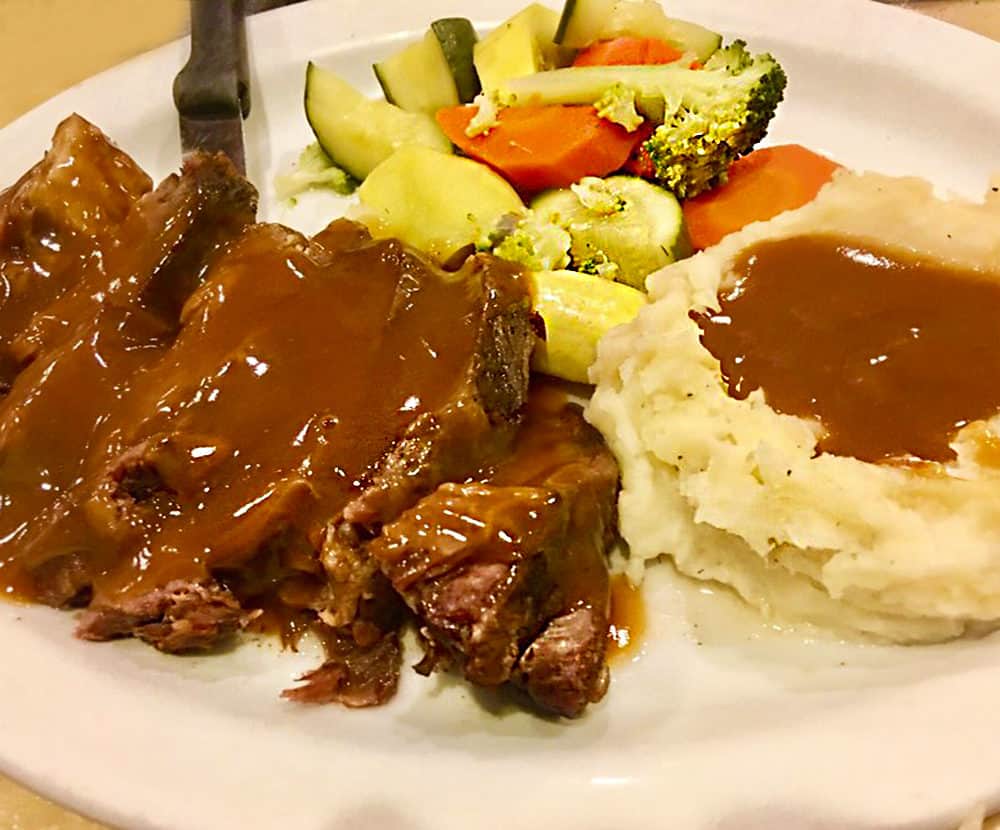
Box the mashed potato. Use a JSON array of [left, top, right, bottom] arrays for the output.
[[587, 171, 1000, 643]]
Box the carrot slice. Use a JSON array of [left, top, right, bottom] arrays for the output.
[[682, 145, 842, 250], [436, 104, 645, 194], [573, 37, 684, 67]]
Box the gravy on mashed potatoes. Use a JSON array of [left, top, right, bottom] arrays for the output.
[[694, 234, 1000, 463], [587, 171, 1000, 643]]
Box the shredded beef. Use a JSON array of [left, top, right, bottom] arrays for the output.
[[77, 580, 246, 653]]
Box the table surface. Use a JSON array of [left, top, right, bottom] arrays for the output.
[[2, 1, 1000, 827]]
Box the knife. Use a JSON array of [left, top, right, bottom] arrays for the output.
[[173, 0, 250, 174]]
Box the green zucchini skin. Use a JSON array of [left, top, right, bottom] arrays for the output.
[[554, 0, 615, 48], [431, 18, 482, 104], [304, 62, 451, 181], [554, 0, 721, 61], [371, 31, 458, 114], [554, 0, 576, 44], [372, 18, 481, 113], [372, 63, 398, 106]]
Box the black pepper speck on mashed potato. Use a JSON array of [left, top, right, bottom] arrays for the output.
[[587, 170, 1000, 643]]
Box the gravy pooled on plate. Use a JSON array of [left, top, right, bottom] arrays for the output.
[[696, 234, 1000, 462]]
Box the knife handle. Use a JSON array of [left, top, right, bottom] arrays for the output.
[[173, 0, 250, 119]]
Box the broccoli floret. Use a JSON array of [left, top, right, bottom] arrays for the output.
[[490, 212, 572, 271], [594, 84, 645, 133], [465, 90, 506, 138], [274, 143, 356, 200], [637, 41, 787, 199], [575, 251, 621, 281], [570, 177, 630, 216]]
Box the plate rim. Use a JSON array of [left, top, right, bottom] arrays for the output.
[[3, 2, 1000, 829]]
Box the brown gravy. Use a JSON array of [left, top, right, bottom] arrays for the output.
[[0, 220, 509, 608], [485, 382, 612, 615], [695, 234, 1000, 463], [607, 573, 644, 659], [373, 380, 613, 618], [0, 118, 152, 372]]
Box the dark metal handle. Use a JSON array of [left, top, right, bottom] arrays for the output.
[[173, 0, 250, 119]]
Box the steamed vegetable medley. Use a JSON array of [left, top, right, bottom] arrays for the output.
[[289, 0, 809, 382]]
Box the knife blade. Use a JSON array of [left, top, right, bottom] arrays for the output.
[[173, 0, 250, 174], [177, 114, 247, 174]]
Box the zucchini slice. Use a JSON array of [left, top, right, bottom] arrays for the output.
[[374, 19, 480, 113], [530, 269, 646, 383], [555, 0, 721, 62], [555, 0, 616, 48], [532, 176, 689, 289], [667, 18, 723, 62], [501, 64, 668, 119], [432, 19, 481, 103], [304, 63, 451, 181], [357, 145, 524, 263], [474, 4, 567, 90]]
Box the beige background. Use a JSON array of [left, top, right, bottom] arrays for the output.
[[1, 0, 1000, 827]]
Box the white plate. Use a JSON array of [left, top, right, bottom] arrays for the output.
[[3, 1, 1000, 828]]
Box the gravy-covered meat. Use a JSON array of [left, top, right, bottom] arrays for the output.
[[0, 117, 619, 718], [371, 384, 619, 717], [0, 148, 257, 611], [0, 115, 151, 391]]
